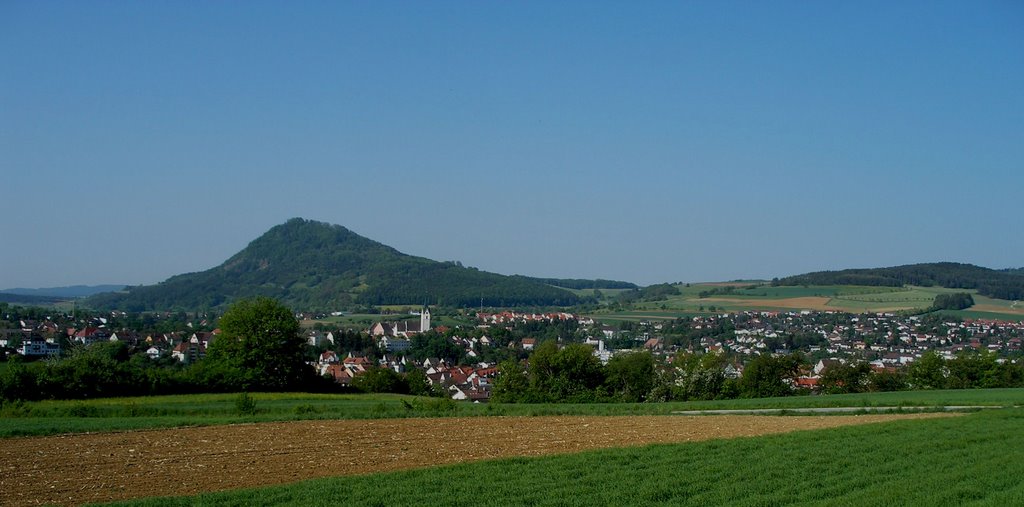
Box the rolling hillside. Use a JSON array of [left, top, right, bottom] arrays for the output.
[[775, 262, 1024, 300], [86, 218, 584, 311]]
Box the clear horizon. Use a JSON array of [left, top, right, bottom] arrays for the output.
[[3, 2, 1022, 288]]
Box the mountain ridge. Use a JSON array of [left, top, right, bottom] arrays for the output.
[[85, 218, 592, 311]]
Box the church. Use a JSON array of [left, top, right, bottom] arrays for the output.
[[369, 307, 431, 339]]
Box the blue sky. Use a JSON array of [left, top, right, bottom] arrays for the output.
[[2, 1, 1022, 288]]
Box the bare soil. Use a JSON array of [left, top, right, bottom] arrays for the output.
[[0, 413, 953, 506]]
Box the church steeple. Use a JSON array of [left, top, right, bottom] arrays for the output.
[[420, 306, 431, 332]]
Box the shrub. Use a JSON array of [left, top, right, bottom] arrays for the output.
[[235, 392, 258, 415]]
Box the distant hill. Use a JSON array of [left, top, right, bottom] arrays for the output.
[[86, 218, 583, 311], [0, 293, 68, 305], [0, 285, 126, 298], [515, 277, 638, 290], [776, 262, 1024, 300]]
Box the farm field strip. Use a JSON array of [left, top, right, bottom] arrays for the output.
[[104, 408, 1024, 507], [6, 389, 1024, 438], [697, 296, 836, 311], [670, 405, 1002, 415], [0, 413, 953, 507], [592, 283, 1024, 320]]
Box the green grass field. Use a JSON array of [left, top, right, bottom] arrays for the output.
[[4, 389, 1023, 438], [108, 407, 1024, 506]]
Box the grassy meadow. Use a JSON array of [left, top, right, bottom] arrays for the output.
[[108, 406, 1024, 506], [4, 389, 1023, 438]]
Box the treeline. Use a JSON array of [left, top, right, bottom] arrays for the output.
[[492, 343, 1024, 404], [615, 283, 681, 304], [515, 277, 638, 290], [0, 293, 68, 305], [492, 342, 654, 403], [932, 292, 975, 311], [0, 342, 286, 401], [491, 342, 814, 403], [821, 351, 1024, 393], [775, 262, 1024, 300]]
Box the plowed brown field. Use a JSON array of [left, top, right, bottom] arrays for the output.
[[0, 413, 954, 506]]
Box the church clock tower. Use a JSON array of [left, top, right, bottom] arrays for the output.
[[420, 306, 431, 332]]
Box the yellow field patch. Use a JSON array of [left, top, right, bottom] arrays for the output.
[[700, 296, 837, 311]]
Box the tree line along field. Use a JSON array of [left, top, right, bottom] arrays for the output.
[[103, 406, 1024, 506], [2, 389, 1023, 438], [597, 283, 1024, 321]]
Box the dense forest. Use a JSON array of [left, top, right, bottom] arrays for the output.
[[613, 283, 681, 304], [932, 293, 975, 311], [513, 277, 638, 290], [86, 219, 584, 312], [776, 263, 1024, 300]]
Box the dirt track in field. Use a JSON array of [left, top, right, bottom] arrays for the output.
[[0, 413, 954, 506]]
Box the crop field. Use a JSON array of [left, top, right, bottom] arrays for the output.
[[0, 412, 955, 506], [3, 389, 1023, 438], [107, 407, 1023, 507], [597, 283, 1024, 321], [1, 390, 1021, 505], [959, 295, 1024, 319]]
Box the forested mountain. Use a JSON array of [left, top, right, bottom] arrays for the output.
[[776, 263, 1024, 300], [514, 277, 638, 290], [86, 218, 582, 311]]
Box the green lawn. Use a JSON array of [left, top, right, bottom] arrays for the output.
[[107, 407, 1024, 506], [4, 389, 1023, 438]]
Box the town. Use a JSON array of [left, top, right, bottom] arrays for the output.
[[3, 301, 1022, 402]]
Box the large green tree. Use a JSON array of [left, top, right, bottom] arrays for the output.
[[819, 361, 873, 394], [202, 297, 312, 391], [907, 351, 947, 390], [604, 351, 655, 402], [547, 343, 605, 402], [673, 352, 729, 401], [491, 359, 530, 403], [738, 353, 803, 398]]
